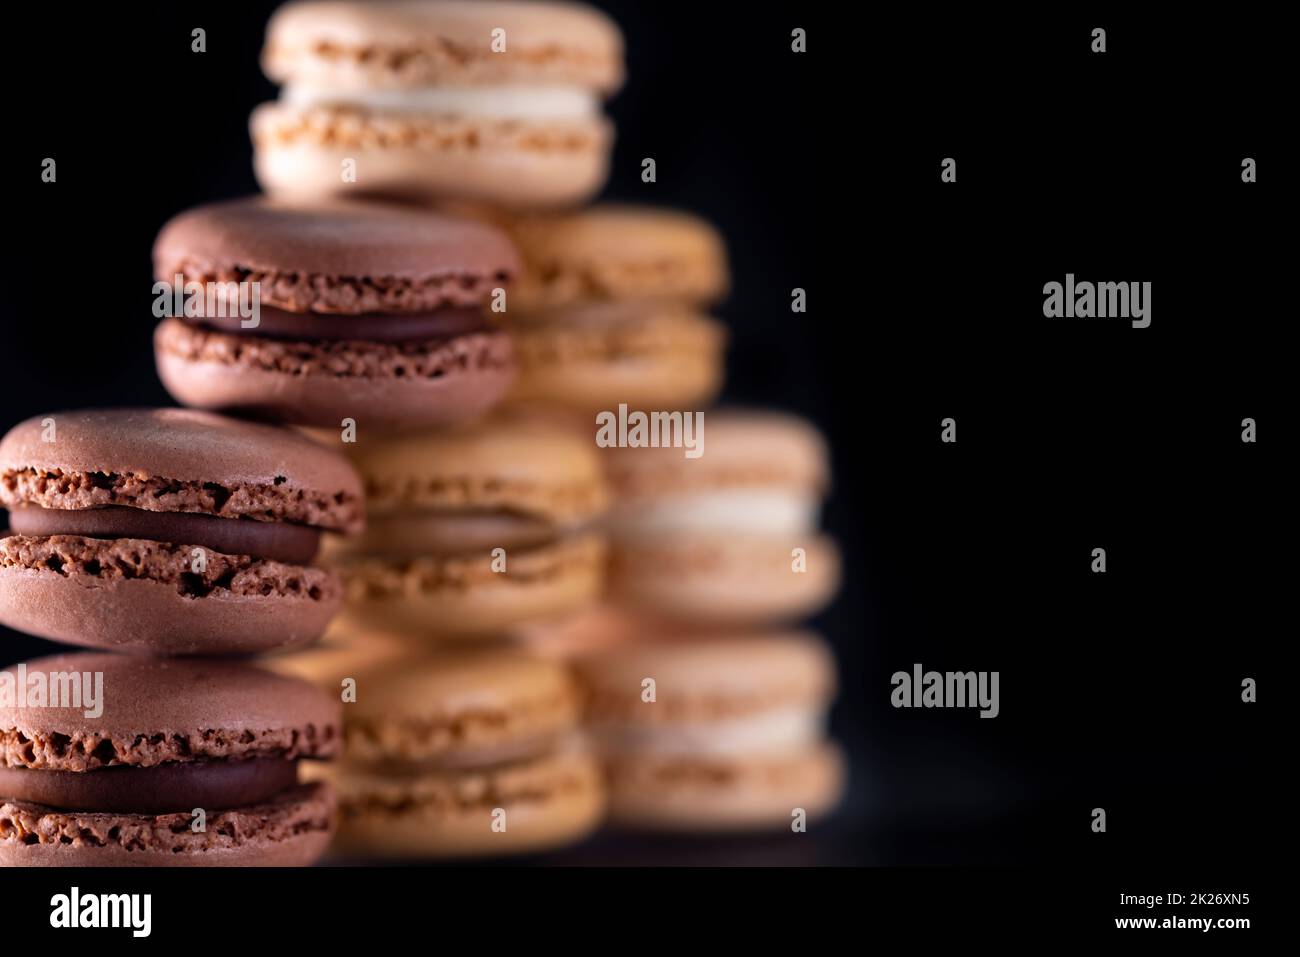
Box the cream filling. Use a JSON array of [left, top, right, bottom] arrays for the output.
[[592, 707, 825, 758], [608, 490, 820, 538], [282, 84, 601, 120]]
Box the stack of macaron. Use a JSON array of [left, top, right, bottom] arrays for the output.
[[0, 409, 358, 865], [269, 406, 615, 859], [231, 0, 638, 859], [573, 411, 846, 832], [240, 0, 846, 842], [4, 0, 846, 865]]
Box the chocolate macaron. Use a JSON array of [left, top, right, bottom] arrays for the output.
[[0, 653, 340, 866], [153, 197, 519, 429], [575, 632, 844, 831], [327, 411, 608, 637], [254, 0, 623, 208], [496, 204, 730, 413], [276, 645, 604, 858], [0, 408, 362, 655], [603, 409, 841, 625]]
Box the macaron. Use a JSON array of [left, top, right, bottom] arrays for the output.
[[325, 410, 608, 637], [493, 205, 730, 413], [283, 646, 604, 858], [0, 652, 340, 866], [575, 632, 844, 831], [152, 197, 519, 429], [602, 409, 841, 625], [254, 0, 623, 208], [0, 408, 362, 655]]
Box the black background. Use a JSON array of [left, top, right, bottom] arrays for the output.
[[1, 0, 1283, 887]]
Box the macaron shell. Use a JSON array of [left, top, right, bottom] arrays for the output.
[[334, 531, 607, 637], [341, 411, 608, 523], [603, 742, 845, 832], [500, 204, 729, 311], [334, 650, 580, 766], [0, 782, 335, 866], [253, 106, 612, 210], [608, 533, 841, 625], [602, 408, 830, 504], [575, 632, 837, 723], [506, 309, 726, 412], [319, 750, 604, 858], [0, 407, 363, 531], [155, 318, 515, 430], [263, 0, 624, 92], [0, 653, 341, 769], [343, 648, 574, 722], [153, 196, 519, 296], [0, 559, 342, 657]]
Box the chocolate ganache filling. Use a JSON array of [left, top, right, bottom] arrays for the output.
[[0, 758, 299, 814], [190, 305, 491, 343], [348, 510, 558, 560], [8, 505, 320, 565]]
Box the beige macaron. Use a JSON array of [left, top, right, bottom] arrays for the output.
[[285, 646, 605, 858], [574, 632, 844, 831], [324, 410, 608, 638], [253, 1, 623, 208], [602, 409, 841, 625], [487, 204, 730, 414]]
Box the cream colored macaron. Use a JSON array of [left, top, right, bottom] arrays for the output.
[[574, 632, 844, 831], [253, 1, 623, 208], [602, 409, 841, 625]]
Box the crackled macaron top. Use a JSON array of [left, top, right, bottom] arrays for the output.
[[152, 197, 519, 429], [0, 408, 363, 655], [255, 1, 624, 208], [328, 411, 609, 636], [0, 653, 340, 866]]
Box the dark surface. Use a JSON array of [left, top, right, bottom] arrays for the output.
[[3, 4, 1282, 869]]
